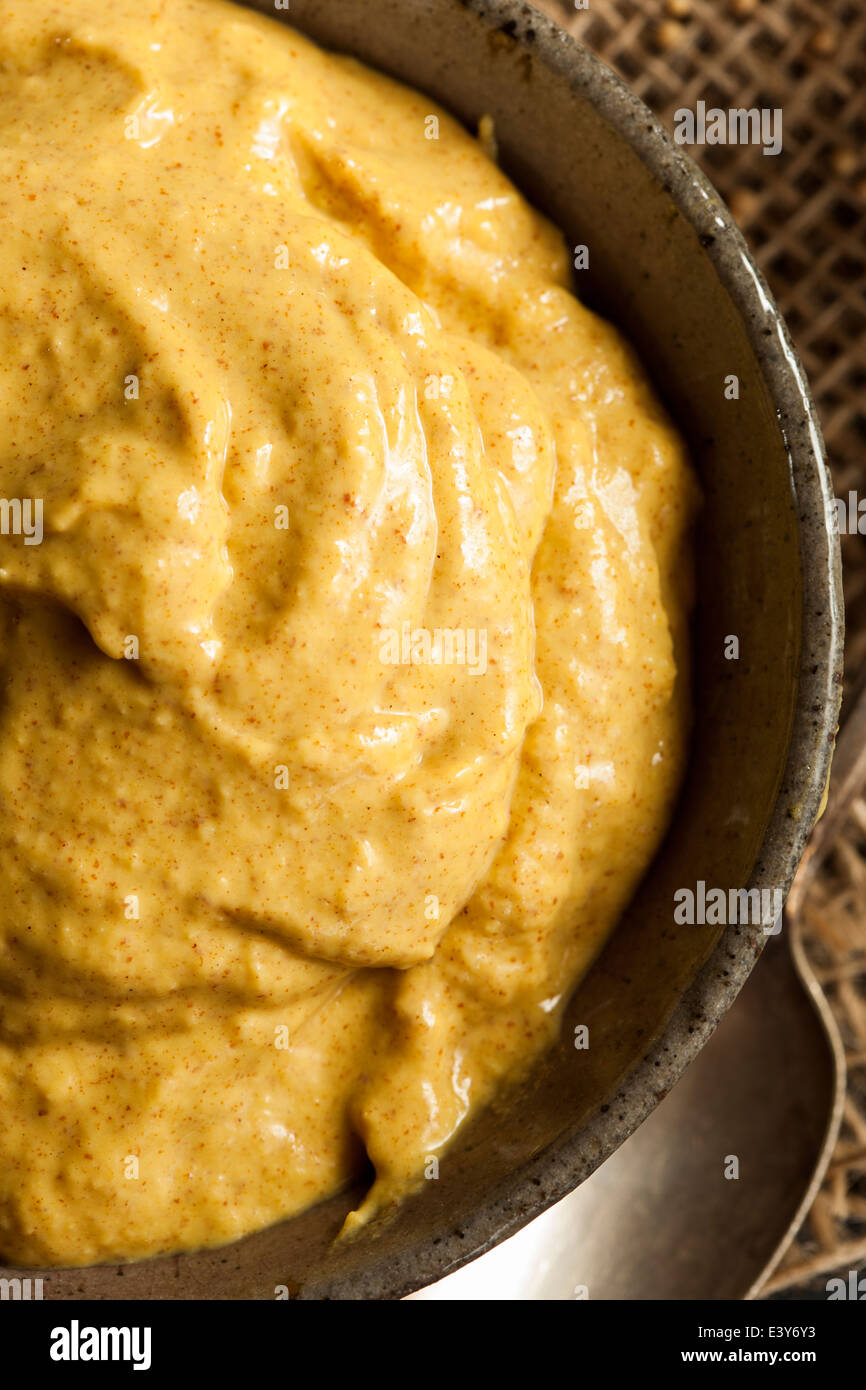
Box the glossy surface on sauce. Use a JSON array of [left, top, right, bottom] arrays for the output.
[[0, 0, 694, 1265]]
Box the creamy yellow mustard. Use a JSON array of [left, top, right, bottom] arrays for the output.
[[0, 0, 695, 1267]]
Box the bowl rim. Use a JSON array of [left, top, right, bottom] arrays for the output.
[[297, 0, 844, 1298], [4, 0, 841, 1301]]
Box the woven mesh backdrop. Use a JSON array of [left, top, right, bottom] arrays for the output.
[[531, 0, 866, 1295]]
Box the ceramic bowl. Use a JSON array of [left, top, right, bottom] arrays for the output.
[[31, 0, 843, 1299]]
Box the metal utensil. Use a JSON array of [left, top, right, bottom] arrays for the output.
[[413, 681, 861, 1301]]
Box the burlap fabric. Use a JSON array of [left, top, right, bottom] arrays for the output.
[[531, 0, 866, 1295]]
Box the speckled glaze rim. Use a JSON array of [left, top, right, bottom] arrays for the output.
[[313, 0, 843, 1300], [6, 0, 838, 1303]]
